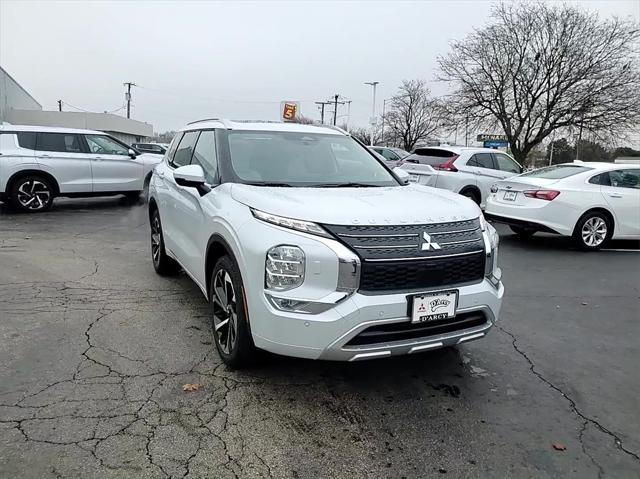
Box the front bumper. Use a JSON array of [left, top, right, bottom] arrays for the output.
[[251, 278, 504, 361]]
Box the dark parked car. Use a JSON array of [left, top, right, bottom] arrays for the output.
[[132, 143, 167, 155]]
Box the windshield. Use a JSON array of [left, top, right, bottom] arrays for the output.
[[520, 164, 592, 179], [226, 131, 399, 187]]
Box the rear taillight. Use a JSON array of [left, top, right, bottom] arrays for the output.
[[523, 190, 560, 201], [433, 155, 459, 172]]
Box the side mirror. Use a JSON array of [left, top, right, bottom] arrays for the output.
[[393, 167, 410, 184], [128, 148, 137, 159], [173, 165, 211, 196]]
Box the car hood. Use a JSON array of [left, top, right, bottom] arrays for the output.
[[230, 184, 480, 226]]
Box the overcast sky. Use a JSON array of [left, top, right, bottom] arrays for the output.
[[1, 0, 638, 133]]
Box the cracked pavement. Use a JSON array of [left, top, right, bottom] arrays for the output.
[[1, 197, 639, 478]]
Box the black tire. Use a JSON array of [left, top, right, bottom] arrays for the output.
[[572, 211, 612, 251], [150, 208, 180, 275], [509, 225, 536, 239], [210, 255, 256, 368], [9, 175, 55, 213], [460, 188, 481, 205]]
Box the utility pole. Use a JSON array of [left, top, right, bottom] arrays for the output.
[[124, 82, 136, 119], [381, 99, 388, 145], [364, 81, 379, 145], [315, 101, 330, 124], [345, 100, 352, 132], [57, 100, 62, 112], [575, 121, 584, 161], [465, 115, 469, 147], [333, 94, 339, 126]]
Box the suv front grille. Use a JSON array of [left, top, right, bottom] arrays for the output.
[[323, 219, 486, 293]]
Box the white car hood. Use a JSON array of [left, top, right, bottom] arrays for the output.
[[231, 184, 480, 226]]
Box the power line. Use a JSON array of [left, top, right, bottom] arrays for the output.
[[59, 100, 125, 115]]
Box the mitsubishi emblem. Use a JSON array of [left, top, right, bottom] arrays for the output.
[[421, 232, 441, 251]]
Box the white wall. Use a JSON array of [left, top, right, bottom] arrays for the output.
[[4, 109, 153, 142], [0, 67, 42, 122]]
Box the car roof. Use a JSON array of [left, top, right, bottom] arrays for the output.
[[179, 119, 347, 135], [0, 124, 104, 135], [411, 146, 507, 155]]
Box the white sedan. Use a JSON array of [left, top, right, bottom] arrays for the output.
[[486, 162, 640, 250]]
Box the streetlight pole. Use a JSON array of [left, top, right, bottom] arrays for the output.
[[381, 99, 388, 145], [365, 81, 379, 145]]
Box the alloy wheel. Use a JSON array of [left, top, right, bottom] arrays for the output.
[[581, 217, 607, 247], [151, 215, 162, 265], [212, 269, 238, 355], [17, 180, 50, 210]]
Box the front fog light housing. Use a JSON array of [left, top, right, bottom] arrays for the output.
[[265, 245, 305, 291]]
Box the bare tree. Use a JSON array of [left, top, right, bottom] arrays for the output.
[[290, 115, 315, 124], [383, 80, 441, 152], [437, 2, 640, 164], [349, 125, 384, 146]]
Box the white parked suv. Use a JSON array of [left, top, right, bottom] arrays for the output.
[[400, 147, 523, 208], [0, 125, 163, 212], [148, 119, 503, 367]]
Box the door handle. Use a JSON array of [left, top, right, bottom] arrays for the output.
[[40, 154, 51, 158], [93, 157, 104, 161], [608, 193, 623, 198]]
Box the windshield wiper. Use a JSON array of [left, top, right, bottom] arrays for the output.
[[313, 182, 382, 188], [247, 182, 293, 187]]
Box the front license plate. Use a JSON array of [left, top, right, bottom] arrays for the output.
[[411, 291, 458, 324], [409, 174, 420, 183], [503, 191, 517, 201]]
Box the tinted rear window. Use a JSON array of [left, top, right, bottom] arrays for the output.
[[520, 165, 591, 179], [405, 148, 457, 166]]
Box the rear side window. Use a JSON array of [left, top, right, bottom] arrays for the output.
[[172, 131, 199, 167], [36, 133, 83, 153], [17, 132, 37, 149], [468, 153, 495, 169], [521, 165, 591, 179], [589, 172, 611, 186]]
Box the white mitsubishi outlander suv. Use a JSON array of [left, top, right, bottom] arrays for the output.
[[0, 125, 162, 212], [148, 119, 503, 367]]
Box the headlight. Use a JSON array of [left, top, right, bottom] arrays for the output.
[[479, 214, 500, 284], [252, 209, 331, 238], [265, 245, 305, 291]]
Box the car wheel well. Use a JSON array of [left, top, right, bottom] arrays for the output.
[[7, 170, 60, 195], [459, 185, 481, 204], [574, 208, 615, 236], [148, 197, 158, 219], [205, 236, 237, 299]]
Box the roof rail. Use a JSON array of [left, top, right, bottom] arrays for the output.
[[231, 119, 283, 124], [187, 118, 234, 129]]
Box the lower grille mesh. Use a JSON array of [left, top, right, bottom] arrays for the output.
[[360, 252, 485, 293]]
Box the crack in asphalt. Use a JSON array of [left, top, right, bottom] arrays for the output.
[[496, 324, 640, 466]]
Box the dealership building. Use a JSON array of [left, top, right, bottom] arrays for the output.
[[0, 66, 152, 144]]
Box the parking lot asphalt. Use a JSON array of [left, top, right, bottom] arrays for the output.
[[0, 197, 639, 479]]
